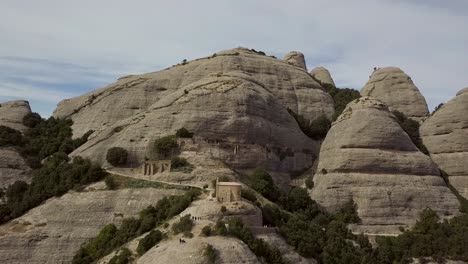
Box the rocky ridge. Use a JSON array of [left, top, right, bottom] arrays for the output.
[[0, 100, 31, 133], [311, 96, 460, 234], [420, 87, 468, 199]]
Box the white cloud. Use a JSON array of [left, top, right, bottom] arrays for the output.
[[0, 0, 467, 115]]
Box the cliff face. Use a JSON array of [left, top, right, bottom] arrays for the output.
[[310, 97, 460, 234], [361, 67, 429, 122], [53, 48, 334, 139], [421, 87, 468, 199]]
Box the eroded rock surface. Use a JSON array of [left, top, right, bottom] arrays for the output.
[[54, 48, 332, 139], [69, 74, 321, 186], [0, 147, 32, 189], [311, 97, 459, 234], [310, 67, 335, 87], [421, 87, 468, 198], [361, 67, 429, 121], [0, 100, 31, 132], [0, 188, 183, 264]]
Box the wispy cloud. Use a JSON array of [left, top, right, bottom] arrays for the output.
[[0, 0, 467, 116]]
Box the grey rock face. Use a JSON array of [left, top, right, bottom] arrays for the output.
[[0, 147, 32, 189], [69, 75, 320, 185], [361, 67, 429, 121], [310, 67, 335, 87], [421, 87, 468, 198], [282, 51, 307, 70], [0, 100, 31, 132], [53, 48, 333, 139], [0, 188, 183, 264], [311, 97, 460, 234]]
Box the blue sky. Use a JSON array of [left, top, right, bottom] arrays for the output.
[[1, 0, 467, 117]]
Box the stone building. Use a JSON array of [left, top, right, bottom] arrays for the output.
[[216, 178, 242, 203], [141, 160, 171, 176]]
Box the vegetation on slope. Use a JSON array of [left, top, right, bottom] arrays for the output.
[[0, 114, 101, 224], [72, 189, 200, 263], [392, 110, 429, 154]]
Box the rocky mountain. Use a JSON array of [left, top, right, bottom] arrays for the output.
[[52, 48, 335, 185], [421, 87, 468, 199], [310, 67, 335, 87], [1, 48, 468, 264], [53, 48, 333, 139], [361, 67, 429, 122], [310, 97, 460, 234]]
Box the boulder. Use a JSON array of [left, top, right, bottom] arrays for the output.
[[53, 48, 332, 138], [282, 51, 307, 70], [361, 67, 429, 122], [420, 87, 468, 198], [310, 67, 335, 87], [0, 100, 31, 133], [310, 97, 460, 234]]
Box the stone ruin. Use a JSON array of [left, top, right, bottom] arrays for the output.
[[141, 160, 171, 176]]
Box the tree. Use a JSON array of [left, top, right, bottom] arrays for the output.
[[305, 177, 314, 189], [106, 147, 128, 166], [172, 214, 193, 234], [105, 176, 117, 190], [175, 127, 193, 138], [247, 168, 280, 201], [0, 126, 23, 146], [22, 112, 42, 128], [136, 230, 163, 255], [153, 136, 178, 158]]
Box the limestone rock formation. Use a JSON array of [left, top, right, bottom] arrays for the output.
[[282, 51, 307, 70], [0, 100, 31, 133], [310, 97, 460, 234], [310, 67, 335, 87], [0, 100, 33, 188], [361, 67, 429, 121], [420, 87, 468, 198], [53, 48, 332, 139], [69, 74, 322, 186], [0, 147, 32, 189], [0, 188, 183, 263]]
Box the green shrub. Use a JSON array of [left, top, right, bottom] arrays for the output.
[[287, 110, 331, 140], [154, 136, 178, 158], [136, 230, 163, 255], [201, 225, 212, 236], [170, 156, 193, 172], [172, 214, 193, 234], [241, 189, 257, 203], [108, 247, 132, 264], [105, 176, 117, 190], [204, 244, 217, 264], [247, 168, 280, 201], [328, 87, 361, 120], [0, 126, 23, 146], [227, 217, 284, 264], [215, 220, 227, 236], [22, 112, 42, 128], [175, 127, 193, 138], [305, 177, 314, 189], [392, 111, 429, 154], [106, 147, 128, 166], [220, 206, 227, 214]]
